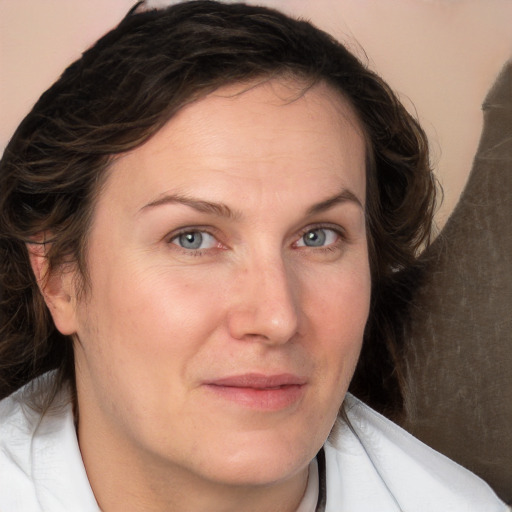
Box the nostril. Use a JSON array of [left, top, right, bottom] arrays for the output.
[[227, 303, 299, 345]]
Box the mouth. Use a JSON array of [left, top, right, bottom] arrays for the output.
[[203, 373, 307, 411]]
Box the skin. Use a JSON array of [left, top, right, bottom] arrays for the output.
[[37, 79, 371, 512]]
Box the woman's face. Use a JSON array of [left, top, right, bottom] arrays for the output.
[[61, 79, 370, 493]]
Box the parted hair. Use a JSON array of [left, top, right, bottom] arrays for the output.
[[0, 0, 436, 418]]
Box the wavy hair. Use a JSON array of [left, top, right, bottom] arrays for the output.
[[0, 1, 436, 418]]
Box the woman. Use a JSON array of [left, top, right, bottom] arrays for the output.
[[0, 1, 507, 511]]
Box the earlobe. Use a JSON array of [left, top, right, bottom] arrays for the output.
[[27, 238, 79, 336]]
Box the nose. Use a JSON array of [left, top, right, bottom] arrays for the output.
[[227, 256, 300, 345]]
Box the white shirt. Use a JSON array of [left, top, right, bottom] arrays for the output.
[[0, 374, 508, 511]]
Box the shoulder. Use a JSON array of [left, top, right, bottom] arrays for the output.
[[0, 376, 50, 510], [0, 373, 99, 512], [322, 394, 509, 512]]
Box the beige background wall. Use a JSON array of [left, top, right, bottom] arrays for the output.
[[1, 0, 512, 226]]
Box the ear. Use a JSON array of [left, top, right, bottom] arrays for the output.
[[27, 238, 79, 336]]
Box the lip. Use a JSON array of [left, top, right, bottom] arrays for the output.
[[203, 373, 307, 411]]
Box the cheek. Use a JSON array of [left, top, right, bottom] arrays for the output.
[[292, 263, 370, 445], [305, 262, 371, 378], [74, 263, 229, 428], [79, 258, 235, 373], [307, 256, 370, 324]]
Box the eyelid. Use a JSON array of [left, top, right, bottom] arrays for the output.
[[294, 224, 347, 246], [166, 225, 220, 241], [166, 226, 226, 252], [170, 230, 216, 250], [163, 223, 347, 256]]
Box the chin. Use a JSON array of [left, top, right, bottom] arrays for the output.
[[194, 430, 319, 487]]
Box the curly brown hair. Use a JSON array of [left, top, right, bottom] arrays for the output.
[[0, 0, 436, 418]]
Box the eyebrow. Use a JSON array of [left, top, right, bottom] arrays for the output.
[[140, 193, 240, 219], [306, 190, 363, 215], [140, 189, 363, 219]]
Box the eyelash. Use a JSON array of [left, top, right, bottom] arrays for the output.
[[294, 224, 346, 253], [166, 224, 347, 256], [167, 226, 223, 257]]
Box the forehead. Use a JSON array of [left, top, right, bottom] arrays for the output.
[[101, 78, 367, 213]]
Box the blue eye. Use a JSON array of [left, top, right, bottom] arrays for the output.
[[297, 228, 338, 247], [171, 231, 217, 250]]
